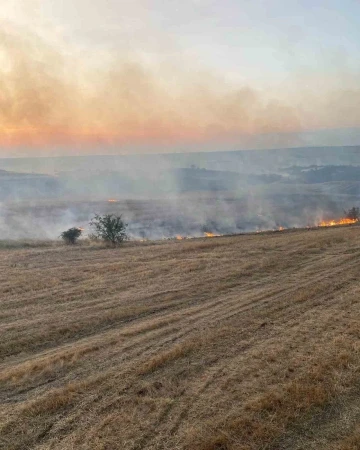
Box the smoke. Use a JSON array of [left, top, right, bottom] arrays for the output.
[[0, 200, 77, 239], [0, 192, 348, 241], [1, 2, 360, 240], [0, 147, 357, 241], [1, 1, 360, 156], [0, 16, 304, 154]]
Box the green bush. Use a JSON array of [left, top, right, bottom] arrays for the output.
[[89, 214, 128, 246], [60, 227, 82, 245]]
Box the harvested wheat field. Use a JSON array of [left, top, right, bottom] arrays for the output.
[[1, 226, 360, 450]]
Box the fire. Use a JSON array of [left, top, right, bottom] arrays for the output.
[[176, 235, 183, 240], [318, 218, 358, 227], [77, 227, 85, 231], [107, 199, 118, 203], [204, 232, 220, 237], [278, 226, 285, 231]]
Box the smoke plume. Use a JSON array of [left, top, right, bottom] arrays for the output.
[[0, 19, 303, 154]]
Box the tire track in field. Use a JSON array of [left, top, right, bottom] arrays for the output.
[[134, 255, 360, 449]]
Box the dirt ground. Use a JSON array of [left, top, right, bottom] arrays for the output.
[[1, 226, 360, 449]]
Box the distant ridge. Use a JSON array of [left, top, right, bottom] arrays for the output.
[[1, 145, 360, 174]]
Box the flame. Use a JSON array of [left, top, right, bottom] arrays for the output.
[[318, 218, 358, 227], [107, 199, 118, 203], [204, 232, 221, 237], [278, 226, 285, 231], [77, 227, 85, 231], [176, 235, 183, 240]]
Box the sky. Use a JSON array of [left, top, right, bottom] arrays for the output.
[[1, 0, 360, 156]]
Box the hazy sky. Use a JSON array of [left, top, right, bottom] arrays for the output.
[[1, 0, 360, 156]]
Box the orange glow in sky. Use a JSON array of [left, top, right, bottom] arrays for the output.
[[1, 0, 360, 155]]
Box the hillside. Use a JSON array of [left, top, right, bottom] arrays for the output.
[[1, 146, 360, 174], [0, 169, 60, 199], [1, 227, 360, 449]]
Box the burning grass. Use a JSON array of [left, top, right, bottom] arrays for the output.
[[1, 226, 360, 449], [318, 217, 358, 227]]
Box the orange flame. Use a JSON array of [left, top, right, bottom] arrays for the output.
[[318, 218, 358, 227], [204, 232, 221, 237], [107, 199, 118, 203], [176, 235, 183, 240]]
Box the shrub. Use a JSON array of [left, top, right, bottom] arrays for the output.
[[60, 227, 82, 245], [89, 214, 128, 246]]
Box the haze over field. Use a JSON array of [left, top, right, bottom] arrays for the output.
[[0, 146, 359, 240], [1, 0, 360, 156]]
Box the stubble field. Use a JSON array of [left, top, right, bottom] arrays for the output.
[[1, 226, 360, 449]]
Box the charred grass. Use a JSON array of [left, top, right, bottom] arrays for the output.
[[1, 226, 360, 449]]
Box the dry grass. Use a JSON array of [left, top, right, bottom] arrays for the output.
[[1, 226, 360, 449]]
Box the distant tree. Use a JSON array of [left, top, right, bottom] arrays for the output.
[[60, 227, 82, 245], [89, 214, 128, 246], [345, 207, 360, 221]]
